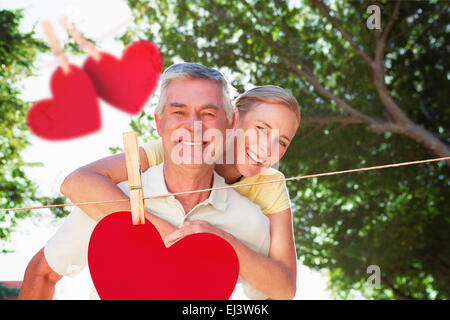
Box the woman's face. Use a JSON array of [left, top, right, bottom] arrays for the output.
[[233, 102, 299, 177]]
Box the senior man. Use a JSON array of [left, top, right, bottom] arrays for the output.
[[19, 63, 290, 300]]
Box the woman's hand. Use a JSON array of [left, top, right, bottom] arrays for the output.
[[60, 147, 150, 221], [163, 220, 227, 247]]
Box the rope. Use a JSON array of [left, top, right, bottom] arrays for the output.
[[1, 156, 448, 213]]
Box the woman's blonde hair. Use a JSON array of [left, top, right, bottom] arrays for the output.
[[234, 85, 301, 125]]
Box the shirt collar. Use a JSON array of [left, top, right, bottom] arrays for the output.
[[142, 163, 228, 212]]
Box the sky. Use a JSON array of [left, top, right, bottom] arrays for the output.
[[0, 0, 339, 299]]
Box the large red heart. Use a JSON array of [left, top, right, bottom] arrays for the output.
[[83, 40, 162, 115], [26, 65, 101, 140], [88, 211, 239, 300]]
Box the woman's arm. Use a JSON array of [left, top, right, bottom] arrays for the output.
[[164, 208, 297, 300], [60, 147, 177, 238], [266, 208, 298, 297]]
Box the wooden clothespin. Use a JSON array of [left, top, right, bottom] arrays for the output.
[[123, 131, 145, 225], [58, 16, 102, 62], [41, 19, 71, 74]]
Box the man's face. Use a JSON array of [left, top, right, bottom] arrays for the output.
[[155, 78, 231, 170]]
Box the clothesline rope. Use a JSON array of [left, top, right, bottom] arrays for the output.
[[1, 156, 448, 213]]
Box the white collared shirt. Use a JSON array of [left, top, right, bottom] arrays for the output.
[[45, 163, 270, 299], [141, 164, 270, 256]]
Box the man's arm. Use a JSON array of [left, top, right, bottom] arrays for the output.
[[60, 147, 177, 238], [18, 248, 62, 300]]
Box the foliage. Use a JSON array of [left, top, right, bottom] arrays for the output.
[[0, 9, 70, 252], [123, 0, 450, 299], [108, 98, 159, 155], [0, 283, 20, 300]]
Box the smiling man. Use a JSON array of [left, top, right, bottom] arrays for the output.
[[155, 74, 230, 210], [19, 63, 282, 300]]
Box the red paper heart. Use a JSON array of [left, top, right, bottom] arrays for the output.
[[88, 211, 239, 300], [26, 65, 101, 140], [83, 40, 162, 115]]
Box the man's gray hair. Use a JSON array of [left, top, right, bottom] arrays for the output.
[[155, 63, 236, 122]]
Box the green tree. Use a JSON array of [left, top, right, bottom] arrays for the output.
[[0, 9, 68, 252], [123, 0, 449, 299], [0, 282, 20, 300]]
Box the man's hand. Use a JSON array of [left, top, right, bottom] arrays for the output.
[[163, 220, 227, 247]]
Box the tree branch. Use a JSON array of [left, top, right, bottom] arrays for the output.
[[380, 276, 416, 300], [299, 117, 364, 138], [381, 0, 402, 46], [309, 0, 374, 68], [375, 1, 401, 65], [308, 0, 409, 127], [370, 2, 417, 124], [300, 123, 325, 139], [301, 115, 365, 126], [369, 121, 450, 165], [281, 57, 377, 126]]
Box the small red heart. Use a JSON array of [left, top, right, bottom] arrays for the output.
[[83, 40, 162, 115], [88, 211, 239, 300], [26, 65, 101, 140]]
